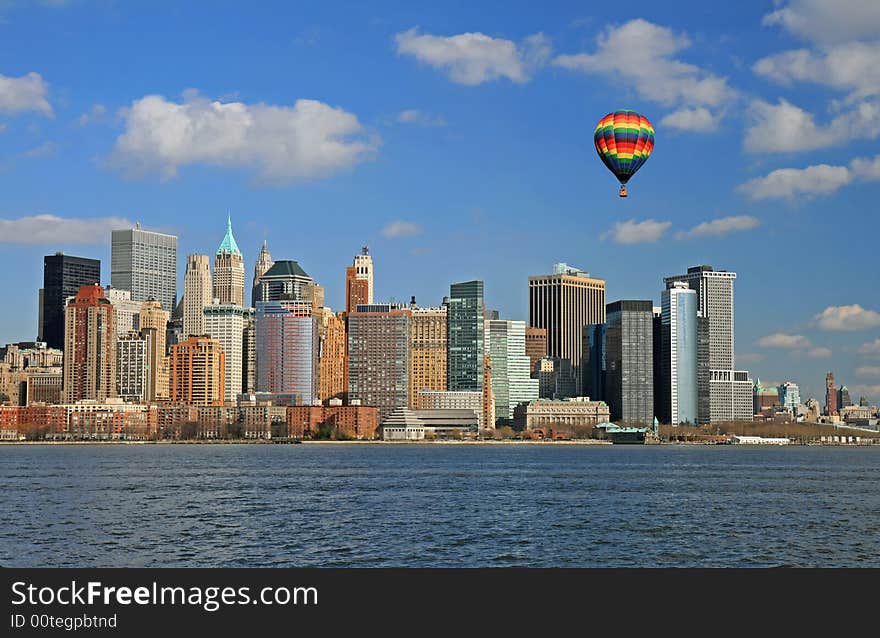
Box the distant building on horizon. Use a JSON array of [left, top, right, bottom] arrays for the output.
[[213, 216, 245, 307], [825, 372, 838, 416], [40, 253, 101, 350], [447, 281, 484, 392], [252, 241, 273, 308], [111, 224, 178, 314]]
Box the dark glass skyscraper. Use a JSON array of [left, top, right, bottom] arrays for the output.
[[41, 253, 101, 349], [604, 300, 654, 424], [447, 280, 484, 391]]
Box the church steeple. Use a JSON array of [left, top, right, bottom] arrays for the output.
[[217, 214, 241, 256]]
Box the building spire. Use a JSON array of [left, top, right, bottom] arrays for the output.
[[217, 214, 241, 256]]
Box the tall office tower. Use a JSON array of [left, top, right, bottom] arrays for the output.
[[242, 313, 256, 394], [254, 300, 319, 403], [347, 304, 410, 422], [138, 299, 169, 399], [111, 224, 178, 313], [408, 304, 447, 408], [696, 313, 710, 424], [105, 288, 141, 336], [169, 336, 225, 406], [487, 319, 540, 421], [253, 260, 315, 303], [778, 382, 801, 413], [317, 308, 346, 403], [482, 354, 495, 430], [183, 254, 212, 338], [447, 280, 484, 391], [582, 324, 606, 401], [345, 266, 370, 314], [38, 288, 44, 340], [660, 282, 698, 425], [40, 253, 101, 349], [302, 281, 325, 313], [213, 216, 245, 307], [62, 285, 116, 403], [353, 247, 374, 304], [204, 303, 252, 403], [166, 299, 184, 353], [525, 327, 548, 375], [825, 372, 838, 416], [252, 241, 274, 308], [838, 385, 852, 410], [117, 331, 151, 402], [537, 357, 578, 400], [528, 263, 606, 385], [708, 369, 754, 422]]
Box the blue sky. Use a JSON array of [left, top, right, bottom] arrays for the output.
[[1, 0, 879, 402]]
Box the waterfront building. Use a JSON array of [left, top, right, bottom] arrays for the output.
[[40, 253, 101, 350], [778, 382, 801, 413], [825, 372, 838, 416], [183, 254, 212, 338], [254, 300, 318, 404], [838, 385, 852, 410], [487, 319, 539, 420], [660, 282, 698, 425], [418, 389, 482, 428], [138, 299, 169, 399], [317, 308, 347, 403], [513, 397, 611, 432], [252, 241, 274, 308], [25, 371, 63, 405], [105, 288, 141, 337], [117, 331, 151, 402], [169, 336, 225, 406], [111, 224, 178, 313], [525, 327, 548, 375], [286, 403, 379, 439], [447, 280, 484, 391], [708, 370, 754, 422], [604, 300, 654, 424], [204, 303, 253, 403], [242, 313, 256, 394], [213, 216, 245, 307], [380, 407, 478, 440], [528, 263, 605, 385], [408, 304, 447, 408], [754, 378, 780, 415], [62, 285, 116, 403], [348, 304, 410, 422], [253, 260, 315, 304]]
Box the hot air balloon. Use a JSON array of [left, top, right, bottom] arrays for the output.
[[594, 110, 655, 197]]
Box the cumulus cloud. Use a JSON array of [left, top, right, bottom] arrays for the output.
[[553, 19, 735, 129], [381, 220, 422, 239], [856, 366, 880, 377], [739, 164, 852, 200], [0, 71, 52, 116], [736, 353, 764, 364], [762, 0, 880, 45], [753, 43, 880, 99], [859, 338, 880, 355], [600, 218, 671, 244], [109, 91, 378, 184], [396, 109, 447, 127], [757, 333, 812, 348], [813, 304, 880, 330], [850, 384, 880, 401], [0, 214, 134, 244], [807, 346, 832, 358], [395, 28, 550, 85], [78, 103, 107, 126], [675, 215, 760, 240]]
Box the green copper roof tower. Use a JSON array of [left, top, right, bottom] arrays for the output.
[[217, 214, 241, 256]]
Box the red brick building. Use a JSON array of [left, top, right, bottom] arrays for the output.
[[286, 404, 378, 439]]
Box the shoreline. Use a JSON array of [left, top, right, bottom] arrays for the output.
[[1, 439, 876, 447]]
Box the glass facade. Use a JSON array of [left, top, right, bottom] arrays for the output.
[[111, 227, 178, 314], [605, 300, 654, 425], [662, 284, 697, 425], [254, 301, 318, 405], [41, 254, 101, 350], [447, 281, 484, 391], [487, 319, 539, 420]]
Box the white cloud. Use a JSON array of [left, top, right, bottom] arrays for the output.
[[553, 19, 735, 128], [675, 215, 760, 240], [600, 218, 671, 244], [807, 346, 832, 358], [849, 384, 880, 401], [736, 353, 764, 364], [757, 333, 812, 348], [110, 91, 378, 184], [381, 220, 422, 239], [660, 107, 718, 132], [0, 214, 134, 244], [753, 43, 880, 99], [396, 109, 447, 127], [744, 98, 880, 153], [0, 71, 51, 116], [0, 123, 6, 133], [850, 154, 880, 179], [395, 28, 550, 85], [813, 304, 880, 331], [856, 366, 880, 377], [859, 338, 880, 355], [22, 141, 58, 158], [739, 164, 852, 200], [762, 0, 880, 45], [78, 103, 107, 126]]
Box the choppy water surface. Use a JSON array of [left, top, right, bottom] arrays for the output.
[[1, 444, 878, 567]]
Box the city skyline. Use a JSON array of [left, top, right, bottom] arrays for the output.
[[1, 1, 879, 403]]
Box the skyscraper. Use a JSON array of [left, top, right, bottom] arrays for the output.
[[213, 216, 245, 307], [347, 304, 410, 422], [582, 324, 606, 401], [528, 263, 605, 384], [169, 336, 225, 406], [253, 260, 314, 303], [524, 327, 548, 375], [183, 254, 212, 338], [40, 253, 101, 350], [408, 304, 447, 408], [317, 308, 347, 403], [117, 331, 151, 402], [604, 300, 654, 424], [825, 373, 838, 415], [138, 299, 169, 399], [62, 285, 116, 403], [204, 302, 252, 403], [447, 280, 484, 391], [778, 382, 801, 413], [352, 246, 374, 304], [111, 224, 178, 313], [252, 241, 273, 308], [838, 385, 852, 410], [660, 282, 697, 425], [254, 300, 319, 404], [487, 319, 539, 420], [105, 288, 142, 337]]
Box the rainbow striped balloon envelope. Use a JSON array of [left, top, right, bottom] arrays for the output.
[[594, 110, 655, 192]]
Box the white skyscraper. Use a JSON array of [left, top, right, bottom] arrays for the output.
[[661, 282, 698, 425], [111, 224, 178, 314], [486, 319, 539, 420], [353, 247, 374, 305], [183, 254, 212, 338], [105, 288, 142, 337], [204, 303, 252, 403]]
